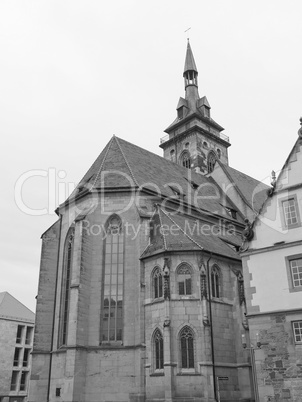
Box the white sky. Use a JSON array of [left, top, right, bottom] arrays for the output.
[[1, 0, 302, 312]]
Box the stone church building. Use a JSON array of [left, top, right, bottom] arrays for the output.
[[29, 42, 269, 402]]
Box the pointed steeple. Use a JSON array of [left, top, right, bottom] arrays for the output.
[[183, 39, 198, 76], [160, 40, 229, 175], [182, 40, 199, 111], [183, 39, 198, 89]]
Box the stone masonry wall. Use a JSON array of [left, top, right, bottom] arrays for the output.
[[143, 253, 252, 402], [29, 219, 60, 402], [250, 312, 302, 402]]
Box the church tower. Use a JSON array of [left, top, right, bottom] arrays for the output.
[[160, 40, 230, 174]]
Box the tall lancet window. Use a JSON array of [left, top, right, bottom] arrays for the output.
[[211, 265, 221, 298], [207, 151, 216, 173], [181, 152, 191, 169], [153, 329, 164, 370], [59, 226, 75, 346], [101, 215, 124, 343], [180, 326, 194, 369]]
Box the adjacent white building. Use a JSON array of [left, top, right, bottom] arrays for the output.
[[242, 123, 302, 402]]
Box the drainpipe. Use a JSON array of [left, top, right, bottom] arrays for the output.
[[47, 213, 62, 402], [206, 253, 218, 401]]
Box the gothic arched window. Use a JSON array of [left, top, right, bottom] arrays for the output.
[[153, 329, 164, 370], [101, 215, 124, 343], [207, 151, 216, 173], [211, 265, 221, 298], [177, 264, 192, 295], [152, 267, 163, 299], [59, 226, 75, 346], [181, 152, 191, 169], [180, 326, 194, 368], [170, 149, 175, 162]]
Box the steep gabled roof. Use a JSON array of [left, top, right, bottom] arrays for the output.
[[272, 137, 302, 193], [0, 292, 35, 322], [216, 161, 269, 214], [141, 206, 241, 260], [62, 136, 244, 224], [241, 134, 302, 253], [67, 136, 139, 201]]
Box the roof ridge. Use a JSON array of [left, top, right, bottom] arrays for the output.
[[159, 207, 203, 250], [89, 136, 115, 191], [219, 161, 269, 186], [157, 207, 167, 250], [116, 136, 174, 164], [114, 136, 139, 187], [114, 136, 213, 181], [217, 161, 253, 210]]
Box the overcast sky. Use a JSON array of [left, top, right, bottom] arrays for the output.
[[1, 0, 302, 312]]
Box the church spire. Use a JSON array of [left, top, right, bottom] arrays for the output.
[[160, 40, 230, 174], [183, 39, 198, 89], [183, 40, 199, 111]]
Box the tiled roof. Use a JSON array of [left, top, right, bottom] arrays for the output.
[[0, 292, 35, 322], [141, 206, 241, 260], [217, 162, 269, 213], [63, 136, 245, 223]]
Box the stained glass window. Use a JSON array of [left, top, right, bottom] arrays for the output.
[[153, 267, 163, 299], [177, 265, 192, 295], [154, 329, 164, 369], [180, 326, 194, 368], [207, 152, 216, 173], [59, 227, 74, 346], [101, 216, 124, 342], [211, 265, 220, 298], [181, 152, 191, 169]]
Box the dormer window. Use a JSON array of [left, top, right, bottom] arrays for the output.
[[169, 185, 183, 198], [204, 107, 210, 118], [225, 242, 240, 253], [225, 207, 237, 220], [185, 178, 199, 190], [178, 107, 184, 119]]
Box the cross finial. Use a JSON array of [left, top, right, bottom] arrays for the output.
[[184, 27, 191, 39]]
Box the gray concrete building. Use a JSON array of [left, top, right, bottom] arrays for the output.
[[0, 292, 35, 402]]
